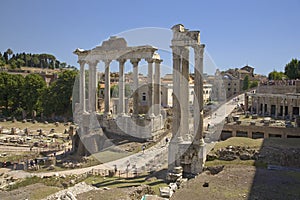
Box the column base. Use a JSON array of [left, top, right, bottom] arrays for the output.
[[118, 112, 127, 117], [147, 113, 156, 119]]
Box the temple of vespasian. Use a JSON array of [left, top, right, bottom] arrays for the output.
[[74, 24, 207, 176], [168, 24, 206, 176]]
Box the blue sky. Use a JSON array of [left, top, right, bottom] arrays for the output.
[[1, 0, 299, 75]]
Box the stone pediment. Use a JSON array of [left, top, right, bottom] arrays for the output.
[[98, 36, 127, 51]]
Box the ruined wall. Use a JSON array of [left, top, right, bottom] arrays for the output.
[[257, 85, 296, 94]]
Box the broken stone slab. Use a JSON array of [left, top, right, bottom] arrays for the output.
[[205, 165, 224, 175], [159, 187, 171, 198]]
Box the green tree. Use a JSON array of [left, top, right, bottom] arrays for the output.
[[110, 85, 119, 97], [249, 81, 258, 88], [109, 84, 132, 98], [284, 59, 300, 79], [43, 70, 78, 117], [0, 60, 5, 69], [6, 48, 13, 60], [9, 74, 25, 114], [268, 70, 287, 80], [22, 74, 46, 116], [0, 72, 12, 114], [242, 75, 250, 90], [0, 73, 25, 115], [16, 58, 25, 68]]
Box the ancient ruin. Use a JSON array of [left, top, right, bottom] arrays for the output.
[[168, 24, 206, 177], [73, 24, 207, 175], [73, 36, 164, 155]]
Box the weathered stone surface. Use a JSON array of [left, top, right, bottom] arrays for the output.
[[205, 165, 224, 175]]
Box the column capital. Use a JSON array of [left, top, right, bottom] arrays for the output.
[[103, 59, 112, 66], [193, 44, 205, 56], [87, 60, 99, 66], [154, 59, 163, 64], [145, 58, 154, 63], [77, 60, 86, 65], [117, 58, 126, 65], [130, 58, 141, 65]]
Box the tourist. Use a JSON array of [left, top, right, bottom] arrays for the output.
[[142, 145, 145, 154]]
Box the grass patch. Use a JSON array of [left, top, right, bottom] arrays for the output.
[[92, 150, 132, 163], [0, 151, 39, 162], [84, 174, 168, 196], [213, 137, 263, 151], [205, 159, 255, 167], [30, 186, 60, 200]]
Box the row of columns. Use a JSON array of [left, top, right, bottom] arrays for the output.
[[250, 96, 299, 119], [171, 44, 205, 144], [78, 58, 162, 117]]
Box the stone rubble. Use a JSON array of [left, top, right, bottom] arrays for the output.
[[42, 182, 98, 200]]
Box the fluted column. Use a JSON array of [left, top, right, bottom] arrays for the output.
[[180, 47, 189, 138], [146, 58, 154, 117], [131, 58, 140, 116], [154, 59, 162, 116], [78, 60, 86, 112], [118, 59, 126, 115], [104, 60, 111, 114], [172, 46, 181, 140], [193, 44, 205, 145], [88, 60, 98, 112]]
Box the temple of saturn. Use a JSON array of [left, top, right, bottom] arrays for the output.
[[168, 24, 206, 176], [73, 36, 164, 155]]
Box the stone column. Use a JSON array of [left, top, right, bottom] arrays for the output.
[[276, 97, 281, 118], [146, 58, 154, 117], [118, 59, 126, 115], [154, 59, 162, 116], [131, 58, 140, 116], [104, 60, 111, 114], [282, 98, 286, 119], [171, 46, 182, 139], [180, 47, 189, 138], [256, 97, 259, 114], [232, 130, 237, 137], [262, 98, 265, 116], [251, 96, 254, 114], [88, 60, 98, 112], [169, 46, 181, 171], [267, 97, 271, 116], [244, 93, 249, 112], [193, 44, 205, 144], [247, 130, 252, 139], [288, 99, 293, 119], [79, 60, 86, 112]]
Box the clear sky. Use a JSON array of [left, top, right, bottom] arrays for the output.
[[1, 0, 300, 75]]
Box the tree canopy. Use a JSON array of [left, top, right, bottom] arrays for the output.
[[0, 70, 78, 119], [284, 59, 300, 79], [242, 75, 250, 90], [268, 70, 287, 80], [0, 49, 76, 69]]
